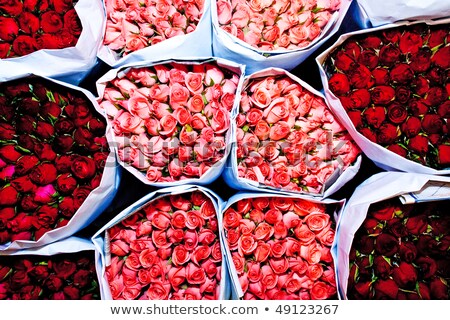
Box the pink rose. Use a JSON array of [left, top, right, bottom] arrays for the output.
[[168, 267, 186, 289], [110, 240, 130, 256], [173, 107, 191, 125], [188, 95, 205, 113], [246, 108, 263, 125], [169, 83, 190, 108], [304, 212, 330, 233], [264, 98, 290, 123], [250, 86, 271, 109], [300, 243, 322, 264], [186, 262, 206, 285], [146, 167, 162, 182], [168, 158, 183, 178], [159, 114, 177, 136], [238, 234, 258, 256], [254, 241, 271, 262], [269, 121, 291, 140], [179, 126, 198, 146], [184, 230, 199, 251], [205, 64, 224, 86], [269, 257, 289, 274], [254, 120, 270, 140], [172, 245, 190, 266], [210, 108, 230, 134], [185, 72, 204, 94], [149, 84, 170, 103], [154, 65, 170, 83]]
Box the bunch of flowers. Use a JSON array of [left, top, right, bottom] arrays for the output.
[[104, 0, 205, 58], [223, 196, 337, 299], [0, 251, 100, 299], [99, 61, 240, 183], [235, 74, 360, 194], [106, 191, 223, 300], [0, 0, 82, 58], [348, 199, 450, 299], [216, 0, 341, 51], [0, 78, 109, 244], [324, 23, 450, 169]]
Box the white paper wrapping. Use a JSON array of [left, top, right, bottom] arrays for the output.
[[92, 184, 230, 300], [211, 0, 353, 74], [316, 18, 450, 175], [334, 172, 450, 299]]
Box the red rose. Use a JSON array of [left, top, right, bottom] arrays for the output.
[[342, 40, 361, 59], [35, 205, 58, 229], [59, 197, 76, 217], [30, 163, 58, 185], [395, 86, 411, 104], [377, 123, 398, 145], [358, 235, 375, 254], [21, 194, 39, 211], [55, 155, 75, 173], [56, 173, 78, 194], [416, 235, 438, 256], [348, 63, 374, 88], [438, 145, 450, 166], [424, 87, 447, 106], [390, 63, 414, 84], [63, 285, 80, 300], [12, 35, 38, 56], [52, 259, 77, 279], [358, 50, 379, 69], [17, 12, 40, 35], [375, 233, 399, 257], [54, 135, 74, 153], [73, 186, 92, 209], [87, 118, 106, 136], [0, 0, 24, 16], [372, 68, 390, 85], [360, 127, 377, 142], [334, 51, 355, 71], [408, 135, 429, 155], [93, 152, 109, 170], [427, 66, 445, 84], [432, 46, 450, 69], [0, 43, 11, 58], [328, 73, 350, 95], [0, 185, 19, 206], [410, 99, 428, 116], [387, 217, 408, 238], [348, 110, 363, 128], [17, 135, 36, 152], [18, 97, 40, 115], [392, 262, 417, 288], [11, 176, 36, 193], [437, 101, 450, 118], [363, 106, 386, 128], [0, 17, 19, 42], [360, 35, 382, 49], [55, 29, 77, 49], [373, 256, 392, 279], [401, 117, 421, 138], [71, 156, 96, 180], [430, 278, 448, 299], [412, 77, 430, 96], [41, 102, 62, 119], [35, 34, 61, 50], [421, 114, 444, 134], [349, 89, 371, 109], [399, 242, 417, 263], [65, 102, 91, 119], [370, 203, 396, 222], [399, 31, 422, 54], [34, 142, 57, 161], [410, 48, 432, 72], [0, 145, 22, 163], [40, 11, 63, 34], [10, 270, 30, 287], [52, 0, 73, 13], [34, 121, 55, 140], [373, 279, 398, 299], [63, 9, 82, 37], [353, 281, 371, 299], [387, 144, 407, 158], [387, 103, 407, 124], [54, 118, 75, 134], [415, 256, 437, 279], [379, 44, 401, 67], [371, 86, 395, 105]]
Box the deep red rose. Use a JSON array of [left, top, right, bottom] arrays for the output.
[[438, 145, 450, 166], [0, 43, 11, 58], [54, 135, 74, 153], [422, 114, 444, 134], [0, 264, 13, 281], [349, 89, 371, 109], [30, 163, 58, 185], [373, 256, 392, 279], [348, 110, 363, 128], [399, 31, 422, 54], [0, 123, 15, 140], [430, 278, 448, 299], [0, 145, 22, 163], [17, 135, 36, 152], [40, 11, 63, 34], [363, 106, 386, 128], [44, 274, 64, 291], [358, 50, 379, 70], [93, 152, 109, 170], [427, 67, 445, 85], [57, 173, 78, 194], [429, 133, 442, 145], [387, 218, 408, 237], [415, 256, 437, 279], [360, 127, 377, 142], [353, 281, 371, 299], [358, 235, 375, 254], [390, 63, 414, 84], [371, 86, 395, 105], [328, 73, 350, 95], [10, 270, 30, 287], [8, 212, 35, 232], [373, 279, 398, 299], [65, 103, 91, 119], [73, 127, 93, 147], [59, 197, 76, 218], [87, 118, 106, 136], [20, 194, 39, 211], [17, 12, 40, 35], [55, 29, 77, 49], [71, 156, 96, 180], [432, 46, 450, 69], [73, 269, 90, 288], [0, 207, 15, 221], [395, 86, 411, 104], [4, 82, 30, 97], [73, 186, 92, 209], [375, 233, 399, 257], [348, 63, 374, 89], [342, 40, 361, 59], [425, 87, 447, 106], [338, 96, 355, 110], [372, 68, 390, 86], [416, 235, 438, 256], [387, 103, 407, 124], [18, 97, 40, 116], [412, 77, 430, 97], [437, 101, 450, 118], [0, 17, 19, 42], [360, 35, 382, 49], [52, 258, 77, 279], [54, 118, 75, 134], [392, 262, 417, 288], [387, 144, 407, 158], [363, 218, 382, 235], [377, 123, 398, 145], [408, 135, 429, 155], [52, 0, 73, 13], [334, 51, 355, 71], [34, 34, 60, 50], [41, 102, 62, 119], [0, 186, 19, 206], [428, 28, 447, 48], [63, 9, 82, 37], [358, 256, 372, 276], [369, 202, 396, 220], [34, 142, 57, 161], [55, 155, 75, 173], [15, 155, 39, 175], [34, 121, 55, 139], [401, 117, 422, 138], [379, 44, 401, 67], [410, 48, 432, 72], [64, 285, 80, 299], [34, 205, 58, 229], [11, 176, 36, 193], [399, 242, 417, 263], [12, 35, 38, 56], [0, 230, 11, 243], [382, 29, 402, 43]]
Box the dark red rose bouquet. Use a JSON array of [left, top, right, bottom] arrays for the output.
[[347, 198, 449, 299], [0, 77, 110, 247], [0, 0, 82, 58], [322, 22, 450, 170]]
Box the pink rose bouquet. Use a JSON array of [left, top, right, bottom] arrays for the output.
[[97, 59, 243, 186], [93, 186, 227, 300], [226, 69, 360, 196], [222, 194, 341, 300]]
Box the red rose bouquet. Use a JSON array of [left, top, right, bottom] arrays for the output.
[[0, 237, 100, 300], [0, 76, 118, 250], [92, 186, 227, 300], [222, 193, 342, 300], [97, 59, 243, 186], [224, 69, 360, 196], [319, 21, 450, 173]]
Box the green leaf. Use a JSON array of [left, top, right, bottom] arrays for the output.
[[167, 257, 172, 265], [16, 145, 32, 154], [242, 125, 249, 132], [46, 90, 56, 103], [383, 256, 392, 266], [202, 94, 208, 105], [368, 254, 374, 267], [185, 124, 193, 132], [38, 261, 49, 266], [193, 205, 201, 210]]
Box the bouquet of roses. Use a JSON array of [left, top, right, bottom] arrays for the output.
[[97, 59, 243, 186], [92, 185, 228, 300], [0, 237, 100, 300], [221, 193, 342, 300], [318, 20, 450, 173], [0, 75, 118, 250], [334, 172, 450, 299], [224, 69, 361, 197]]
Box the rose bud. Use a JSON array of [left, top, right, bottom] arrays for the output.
[[410, 48, 432, 72], [428, 134, 441, 145], [56, 173, 78, 195], [431, 46, 450, 69], [375, 233, 399, 257], [87, 118, 107, 136], [343, 40, 361, 59], [11, 231, 32, 242], [427, 67, 445, 85], [370, 86, 396, 105], [34, 121, 55, 140], [377, 123, 398, 145], [34, 142, 57, 162], [421, 114, 444, 134], [395, 86, 411, 104], [328, 73, 350, 95], [65, 103, 91, 120], [0, 145, 23, 163], [54, 118, 75, 134], [415, 256, 437, 279], [54, 135, 74, 153], [401, 116, 422, 138], [437, 101, 450, 118], [20, 194, 39, 212], [7, 212, 35, 233], [438, 145, 450, 166], [372, 67, 390, 86], [416, 235, 438, 256], [11, 176, 36, 193], [358, 235, 375, 254], [55, 155, 75, 173], [0, 186, 19, 206], [360, 128, 377, 143], [425, 87, 447, 106], [0, 122, 16, 140], [387, 218, 408, 237], [40, 11, 63, 34], [411, 76, 430, 96], [0, 230, 11, 243], [334, 51, 355, 71], [430, 278, 448, 299], [18, 135, 37, 151], [30, 163, 58, 185], [73, 186, 92, 209], [361, 35, 382, 49], [71, 156, 97, 180], [73, 127, 94, 148], [379, 44, 401, 67], [399, 30, 423, 54], [392, 261, 418, 288], [399, 242, 417, 263], [417, 283, 431, 300], [390, 63, 414, 84], [358, 50, 379, 70], [0, 165, 15, 181], [373, 279, 398, 299], [363, 106, 386, 128], [34, 184, 57, 204], [405, 214, 428, 235], [428, 28, 448, 48], [373, 256, 392, 279], [408, 135, 429, 155], [0, 98, 14, 122], [348, 64, 374, 88], [387, 144, 407, 158], [59, 197, 76, 218], [0, 17, 19, 42], [350, 89, 371, 108], [41, 102, 62, 119], [93, 152, 109, 170]]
